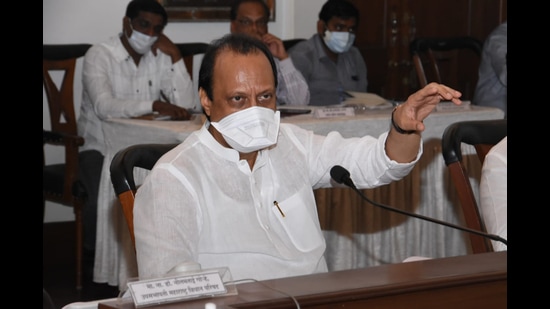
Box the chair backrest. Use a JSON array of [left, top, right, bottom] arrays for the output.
[[43, 44, 92, 290], [441, 119, 507, 254], [283, 38, 306, 51], [410, 37, 482, 99], [110, 143, 178, 249], [175, 42, 210, 78], [43, 44, 91, 206], [43, 44, 92, 135]]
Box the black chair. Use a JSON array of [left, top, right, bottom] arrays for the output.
[[441, 119, 507, 254], [43, 43, 92, 290], [110, 143, 178, 250], [283, 38, 305, 51], [410, 37, 482, 99], [175, 42, 210, 78]]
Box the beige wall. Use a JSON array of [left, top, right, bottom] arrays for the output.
[[43, 0, 326, 222]]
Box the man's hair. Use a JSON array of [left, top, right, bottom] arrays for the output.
[[125, 0, 168, 26], [318, 0, 359, 24], [229, 0, 270, 21], [198, 33, 278, 101]]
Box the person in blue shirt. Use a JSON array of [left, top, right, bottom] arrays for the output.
[[473, 21, 507, 118], [289, 0, 367, 106]]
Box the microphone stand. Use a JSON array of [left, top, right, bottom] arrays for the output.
[[344, 181, 507, 246]]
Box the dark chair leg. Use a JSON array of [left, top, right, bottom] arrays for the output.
[[75, 203, 83, 290]]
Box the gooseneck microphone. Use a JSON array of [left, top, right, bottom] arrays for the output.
[[330, 165, 507, 246]]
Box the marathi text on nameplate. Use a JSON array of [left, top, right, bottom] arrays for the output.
[[128, 270, 227, 307], [313, 107, 356, 118]]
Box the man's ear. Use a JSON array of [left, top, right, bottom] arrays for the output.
[[317, 20, 325, 35], [122, 16, 132, 36], [199, 88, 211, 117]]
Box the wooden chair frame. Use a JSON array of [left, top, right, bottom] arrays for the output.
[[441, 119, 507, 254], [175, 42, 210, 78], [283, 38, 305, 51], [43, 43, 91, 290], [410, 37, 482, 98], [109, 143, 178, 249]]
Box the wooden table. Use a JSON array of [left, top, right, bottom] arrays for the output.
[[98, 251, 507, 309]]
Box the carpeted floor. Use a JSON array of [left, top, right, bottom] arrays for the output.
[[43, 221, 119, 309]]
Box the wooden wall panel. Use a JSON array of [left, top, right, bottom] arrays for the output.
[[353, 0, 387, 47], [470, 0, 508, 39], [348, 0, 507, 100], [408, 0, 471, 37], [351, 0, 389, 99]]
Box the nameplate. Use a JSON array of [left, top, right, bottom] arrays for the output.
[[313, 107, 356, 118], [128, 270, 228, 307]]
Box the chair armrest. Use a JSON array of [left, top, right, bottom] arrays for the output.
[[43, 130, 85, 147], [441, 120, 506, 166], [43, 130, 85, 190]]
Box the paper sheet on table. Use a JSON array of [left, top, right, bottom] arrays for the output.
[[343, 91, 393, 108], [132, 113, 172, 120]]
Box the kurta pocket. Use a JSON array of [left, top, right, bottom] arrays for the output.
[[271, 187, 324, 252]]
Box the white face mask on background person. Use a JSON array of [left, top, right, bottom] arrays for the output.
[[210, 106, 281, 153], [323, 30, 356, 53], [125, 24, 158, 54]]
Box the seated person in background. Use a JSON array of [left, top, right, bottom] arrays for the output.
[[472, 21, 507, 118], [479, 136, 507, 251], [133, 33, 462, 282], [77, 0, 198, 264], [230, 0, 310, 106], [288, 0, 367, 106]]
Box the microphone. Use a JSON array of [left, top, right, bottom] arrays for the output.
[[330, 165, 507, 246]]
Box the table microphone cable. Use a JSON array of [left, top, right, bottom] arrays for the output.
[[330, 165, 507, 246]]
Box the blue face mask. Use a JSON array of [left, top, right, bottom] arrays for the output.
[[323, 30, 355, 53]]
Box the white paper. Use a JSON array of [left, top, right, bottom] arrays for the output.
[[313, 107, 355, 118], [343, 91, 391, 107]]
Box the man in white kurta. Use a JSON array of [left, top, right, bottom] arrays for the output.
[[77, 0, 198, 281], [135, 123, 418, 281], [133, 33, 463, 282]]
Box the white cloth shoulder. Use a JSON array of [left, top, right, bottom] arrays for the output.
[[479, 136, 507, 251]]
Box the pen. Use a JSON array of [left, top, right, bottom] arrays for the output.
[[273, 201, 285, 217]]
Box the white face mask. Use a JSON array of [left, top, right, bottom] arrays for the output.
[[125, 24, 158, 54], [323, 30, 355, 53], [210, 106, 281, 153]]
